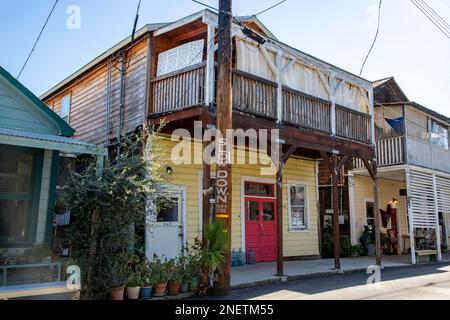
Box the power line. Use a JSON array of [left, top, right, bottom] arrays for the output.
[[17, 0, 59, 79], [410, 0, 450, 38], [419, 0, 450, 29], [359, 0, 383, 77], [131, 0, 142, 45], [254, 0, 288, 17]]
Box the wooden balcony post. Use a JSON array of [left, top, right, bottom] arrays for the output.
[[205, 24, 216, 106], [369, 88, 376, 146], [331, 154, 341, 270], [276, 51, 283, 125]]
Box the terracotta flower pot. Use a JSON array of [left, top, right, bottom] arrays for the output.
[[110, 287, 125, 300], [153, 282, 168, 297], [168, 281, 181, 296]]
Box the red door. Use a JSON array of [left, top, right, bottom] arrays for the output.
[[245, 197, 277, 262]]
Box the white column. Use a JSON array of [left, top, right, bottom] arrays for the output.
[[405, 167, 417, 264], [348, 172, 358, 245], [276, 51, 283, 125], [432, 173, 443, 261], [368, 88, 376, 146], [205, 24, 216, 106]]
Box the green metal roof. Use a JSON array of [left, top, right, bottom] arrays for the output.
[[0, 66, 75, 137]]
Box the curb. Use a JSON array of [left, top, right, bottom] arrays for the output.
[[230, 261, 450, 290]]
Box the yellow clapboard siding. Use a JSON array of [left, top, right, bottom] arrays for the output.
[[156, 135, 320, 258], [352, 175, 408, 250]]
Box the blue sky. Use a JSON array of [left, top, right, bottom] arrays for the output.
[[1, 0, 449, 115]]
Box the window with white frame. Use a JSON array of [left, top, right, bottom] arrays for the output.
[[431, 120, 449, 150], [60, 95, 71, 123], [289, 184, 308, 231]]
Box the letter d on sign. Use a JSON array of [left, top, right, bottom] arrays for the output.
[[67, 265, 81, 290]]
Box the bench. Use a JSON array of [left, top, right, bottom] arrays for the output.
[[0, 282, 80, 300], [415, 250, 438, 264]]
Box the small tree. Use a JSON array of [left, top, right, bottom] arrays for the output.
[[64, 124, 170, 299]]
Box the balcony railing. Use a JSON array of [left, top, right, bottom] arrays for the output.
[[354, 136, 405, 168], [232, 70, 277, 119], [150, 66, 372, 144], [336, 105, 372, 144], [283, 87, 331, 133], [150, 62, 206, 114]]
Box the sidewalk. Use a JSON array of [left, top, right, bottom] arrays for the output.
[[231, 254, 450, 288]]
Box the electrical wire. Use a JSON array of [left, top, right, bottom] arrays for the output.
[[419, 0, 450, 29], [17, 0, 59, 79], [410, 0, 450, 38], [359, 0, 383, 77], [254, 0, 288, 17]]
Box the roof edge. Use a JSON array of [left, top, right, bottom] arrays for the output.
[[0, 66, 75, 137]]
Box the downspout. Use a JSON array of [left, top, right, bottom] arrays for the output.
[[118, 52, 126, 153], [105, 57, 112, 146]]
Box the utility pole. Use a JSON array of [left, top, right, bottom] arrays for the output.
[[214, 0, 233, 296]]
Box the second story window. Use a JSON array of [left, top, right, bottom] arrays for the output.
[[61, 95, 71, 123], [431, 120, 449, 150]]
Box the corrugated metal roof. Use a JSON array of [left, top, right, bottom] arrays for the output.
[[0, 127, 91, 146], [0, 127, 107, 155]]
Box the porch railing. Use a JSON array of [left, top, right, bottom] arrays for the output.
[[336, 105, 372, 144], [150, 62, 206, 114], [232, 70, 277, 119], [354, 136, 405, 168], [283, 87, 332, 133], [149, 65, 374, 145]]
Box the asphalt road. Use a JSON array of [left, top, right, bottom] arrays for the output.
[[204, 263, 450, 300]]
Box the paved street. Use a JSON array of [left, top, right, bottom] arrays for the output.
[[208, 263, 450, 300]]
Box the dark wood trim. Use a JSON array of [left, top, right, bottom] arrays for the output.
[[150, 62, 206, 83], [233, 69, 278, 87]]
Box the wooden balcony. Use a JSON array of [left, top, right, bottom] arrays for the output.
[[354, 136, 405, 168], [150, 67, 373, 145]]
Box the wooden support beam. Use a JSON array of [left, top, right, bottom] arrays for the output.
[[331, 154, 341, 271], [276, 145, 298, 277], [362, 159, 382, 266]]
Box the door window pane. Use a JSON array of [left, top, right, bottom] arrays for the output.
[[157, 198, 179, 222], [247, 201, 259, 221], [262, 202, 275, 221], [245, 183, 274, 197]]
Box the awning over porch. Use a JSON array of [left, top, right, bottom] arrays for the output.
[[0, 127, 107, 156]]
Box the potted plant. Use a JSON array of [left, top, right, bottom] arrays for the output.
[[167, 258, 182, 296], [152, 257, 169, 297], [109, 258, 130, 300], [199, 220, 230, 295], [126, 270, 142, 300], [141, 262, 155, 300]]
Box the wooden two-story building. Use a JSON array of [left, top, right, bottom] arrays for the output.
[[351, 77, 450, 264], [41, 10, 378, 272]]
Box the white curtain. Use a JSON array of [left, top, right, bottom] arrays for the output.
[[335, 83, 368, 113], [236, 38, 368, 113], [282, 59, 330, 101], [235, 39, 276, 81]]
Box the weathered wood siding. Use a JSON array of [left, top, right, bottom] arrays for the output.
[[44, 38, 149, 145]]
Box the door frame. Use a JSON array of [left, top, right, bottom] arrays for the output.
[[146, 184, 187, 261], [240, 176, 276, 262]]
